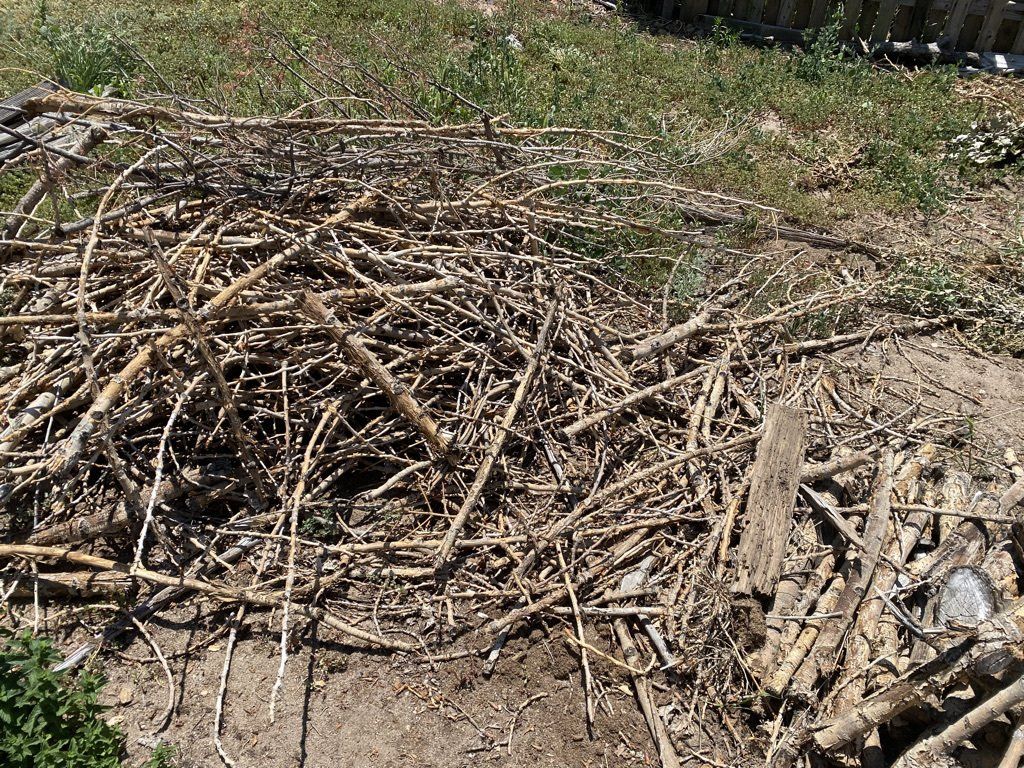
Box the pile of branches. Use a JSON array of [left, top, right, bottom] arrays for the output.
[[0, 88, 1022, 767]]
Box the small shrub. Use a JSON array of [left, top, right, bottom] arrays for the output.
[[36, 1, 135, 94], [797, 12, 846, 82], [0, 631, 123, 768], [143, 743, 177, 768], [882, 258, 972, 317]]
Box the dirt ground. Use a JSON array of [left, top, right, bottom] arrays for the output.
[[88, 607, 657, 768], [837, 332, 1024, 459]]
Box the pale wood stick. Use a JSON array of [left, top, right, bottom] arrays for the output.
[[613, 618, 682, 768], [998, 712, 1024, 768], [0, 544, 415, 651], [557, 543, 595, 732], [1, 570, 132, 599], [272, 403, 338, 722], [3, 125, 107, 241], [794, 450, 894, 689], [562, 366, 705, 437], [811, 638, 978, 752], [830, 446, 935, 714], [435, 298, 558, 567], [765, 563, 850, 696], [894, 671, 1024, 767], [620, 310, 712, 363], [300, 291, 453, 462], [800, 449, 873, 485]]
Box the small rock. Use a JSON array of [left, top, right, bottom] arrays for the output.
[[118, 686, 134, 705]]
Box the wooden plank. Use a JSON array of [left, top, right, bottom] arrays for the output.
[[1014, 18, 1024, 50], [745, 0, 769, 22], [907, 0, 935, 38], [731, 403, 808, 598], [976, 0, 1011, 48], [843, 0, 867, 38], [978, 50, 1024, 68], [0, 82, 57, 128], [871, 0, 902, 41], [932, 0, 1023, 22], [808, 0, 834, 28], [922, 5, 948, 39], [776, 0, 801, 26], [942, 0, 974, 45], [661, 0, 677, 18]]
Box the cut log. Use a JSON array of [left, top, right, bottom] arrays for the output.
[[620, 310, 712, 363], [732, 403, 808, 598], [793, 450, 894, 689], [812, 594, 1024, 753], [829, 446, 935, 716]]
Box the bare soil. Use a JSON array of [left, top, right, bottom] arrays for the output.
[[88, 606, 658, 768]]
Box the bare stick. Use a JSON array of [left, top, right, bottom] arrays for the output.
[[0, 544, 415, 651], [436, 297, 559, 567], [300, 291, 453, 461]]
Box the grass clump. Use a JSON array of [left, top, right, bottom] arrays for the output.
[[0, 631, 122, 767], [35, 1, 134, 94]]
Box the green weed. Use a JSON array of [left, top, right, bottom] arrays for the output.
[[796, 12, 845, 82], [143, 743, 177, 768], [0, 631, 122, 767], [35, 1, 134, 94], [882, 258, 973, 318]]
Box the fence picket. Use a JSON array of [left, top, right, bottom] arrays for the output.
[[745, 0, 769, 22], [666, 0, 1019, 54], [871, 0, 902, 40], [841, 0, 866, 36], [907, 0, 936, 37], [941, 0, 974, 44], [776, 0, 800, 25], [1014, 19, 1024, 50], [976, 0, 1010, 47], [808, 0, 833, 27]]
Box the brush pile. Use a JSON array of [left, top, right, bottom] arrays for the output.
[[1, 88, 1023, 767]]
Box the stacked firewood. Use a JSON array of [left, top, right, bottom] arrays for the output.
[[745, 438, 1024, 767], [0, 88, 1021, 767]]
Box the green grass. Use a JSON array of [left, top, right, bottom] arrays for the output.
[[0, 0, 1007, 221]]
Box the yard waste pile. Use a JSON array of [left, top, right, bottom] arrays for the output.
[[1, 87, 1023, 768]]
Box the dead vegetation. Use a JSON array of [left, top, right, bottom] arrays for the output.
[[1, 85, 1024, 768]]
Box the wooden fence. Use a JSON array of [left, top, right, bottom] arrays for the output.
[[651, 0, 1024, 54]]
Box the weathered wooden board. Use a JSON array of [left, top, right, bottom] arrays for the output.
[[976, 0, 1012, 48], [732, 403, 808, 598]]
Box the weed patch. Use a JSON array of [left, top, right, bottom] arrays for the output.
[[0, 631, 122, 767]]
